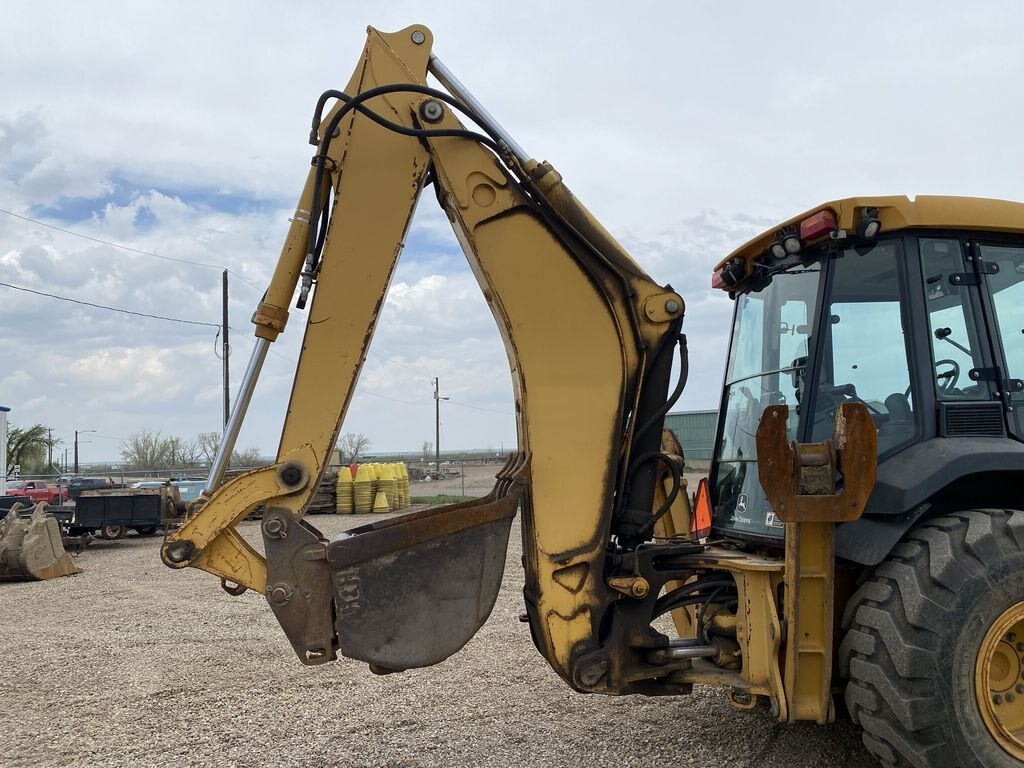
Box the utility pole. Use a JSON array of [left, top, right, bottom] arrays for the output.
[[433, 377, 449, 477], [0, 406, 9, 495], [222, 270, 230, 427], [169, 437, 178, 477]]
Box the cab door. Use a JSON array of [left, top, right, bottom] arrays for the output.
[[973, 239, 1024, 440], [918, 237, 1003, 437]]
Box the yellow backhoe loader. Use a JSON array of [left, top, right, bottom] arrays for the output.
[[162, 25, 1024, 768]]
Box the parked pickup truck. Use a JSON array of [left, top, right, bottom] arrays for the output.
[[3, 480, 67, 505]]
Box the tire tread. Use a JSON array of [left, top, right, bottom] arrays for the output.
[[840, 509, 1023, 768]]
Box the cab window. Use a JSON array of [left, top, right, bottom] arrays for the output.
[[810, 240, 915, 454], [919, 238, 988, 401]]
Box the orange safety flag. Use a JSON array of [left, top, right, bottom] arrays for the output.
[[691, 477, 712, 541]]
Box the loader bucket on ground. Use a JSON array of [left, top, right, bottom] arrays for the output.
[[0, 504, 82, 580]]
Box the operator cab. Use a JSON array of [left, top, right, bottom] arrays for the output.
[[708, 196, 1024, 544]]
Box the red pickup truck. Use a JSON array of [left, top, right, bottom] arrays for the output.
[[3, 480, 67, 505]]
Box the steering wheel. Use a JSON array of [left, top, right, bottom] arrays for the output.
[[935, 358, 960, 394]]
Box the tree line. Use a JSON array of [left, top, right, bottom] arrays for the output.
[[121, 430, 373, 472], [119, 429, 264, 472], [6, 421, 372, 476]]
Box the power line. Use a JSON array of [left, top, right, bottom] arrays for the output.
[[251, 340, 510, 413], [446, 399, 514, 416], [0, 281, 221, 328], [378, 356, 434, 381], [360, 392, 429, 406], [229, 333, 428, 407], [0, 206, 320, 326], [0, 206, 266, 295], [1, 282, 511, 413]]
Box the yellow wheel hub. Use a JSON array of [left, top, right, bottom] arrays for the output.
[[976, 602, 1024, 760]]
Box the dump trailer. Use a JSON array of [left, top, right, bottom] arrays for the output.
[[74, 486, 182, 540], [0, 503, 81, 580], [159, 25, 1024, 768]]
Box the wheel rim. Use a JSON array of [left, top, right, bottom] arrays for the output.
[[976, 601, 1024, 760]]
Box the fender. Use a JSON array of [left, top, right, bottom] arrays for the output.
[[836, 436, 1024, 565]]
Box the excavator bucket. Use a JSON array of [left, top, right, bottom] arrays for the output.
[[0, 504, 82, 580]]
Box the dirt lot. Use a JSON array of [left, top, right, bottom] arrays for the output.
[[1, 469, 876, 768], [407, 462, 510, 497], [410, 463, 710, 501]]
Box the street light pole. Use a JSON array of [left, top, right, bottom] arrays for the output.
[[74, 429, 96, 475]]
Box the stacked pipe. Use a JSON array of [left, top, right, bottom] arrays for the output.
[[307, 470, 338, 513]]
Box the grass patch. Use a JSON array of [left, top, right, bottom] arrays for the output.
[[410, 494, 477, 505]]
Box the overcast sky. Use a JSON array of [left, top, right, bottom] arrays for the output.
[[2, 1, 1022, 465]]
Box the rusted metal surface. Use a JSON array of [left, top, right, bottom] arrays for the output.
[[755, 403, 877, 523], [783, 520, 835, 724], [255, 454, 529, 670], [261, 510, 337, 666], [0, 504, 82, 580], [755, 404, 876, 722], [325, 453, 527, 672]]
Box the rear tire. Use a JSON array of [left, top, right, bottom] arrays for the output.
[[135, 526, 157, 536], [100, 524, 126, 540], [839, 510, 1024, 768]]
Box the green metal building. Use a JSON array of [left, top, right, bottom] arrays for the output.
[[663, 409, 718, 463]]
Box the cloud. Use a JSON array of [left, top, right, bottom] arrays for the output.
[[0, 111, 114, 206], [1, 2, 1022, 460], [67, 346, 186, 404]]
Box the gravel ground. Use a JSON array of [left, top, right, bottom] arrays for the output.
[[1, 473, 877, 768]]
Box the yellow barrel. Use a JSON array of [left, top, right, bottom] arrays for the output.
[[398, 463, 410, 508], [377, 464, 396, 511], [353, 463, 374, 514], [368, 464, 379, 509], [389, 463, 400, 508], [335, 466, 354, 514]]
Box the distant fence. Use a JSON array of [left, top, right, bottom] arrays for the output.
[[13, 451, 515, 484]]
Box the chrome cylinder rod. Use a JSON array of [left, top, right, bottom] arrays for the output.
[[645, 644, 718, 665], [205, 337, 270, 493], [427, 54, 530, 166]]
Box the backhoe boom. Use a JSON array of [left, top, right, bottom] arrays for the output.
[[162, 25, 688, 689]]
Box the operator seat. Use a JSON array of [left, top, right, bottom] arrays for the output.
[[877, 392, 913, 452]]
